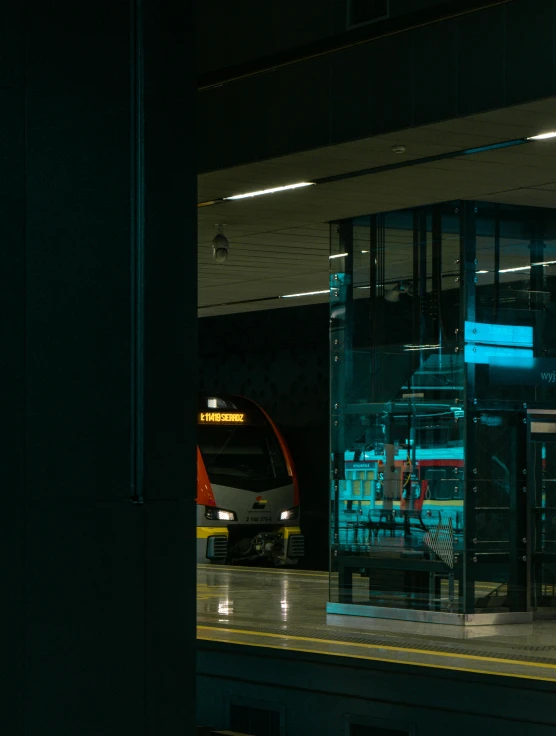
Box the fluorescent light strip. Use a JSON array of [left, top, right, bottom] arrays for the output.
[[479, 261, 556, 275], [527, 132, 556, 141], [329, 252, 348, 259], [281, 289, 329, 299], [499, 265, 533, 273], [499, 262, 555, 273], [223, 182, 315, 200]]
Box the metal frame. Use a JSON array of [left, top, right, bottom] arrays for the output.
[[461, 200, 477, 614], [330, 221, 354, 554]]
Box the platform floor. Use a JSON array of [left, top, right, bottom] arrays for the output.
[[197, 564, 556, 682]]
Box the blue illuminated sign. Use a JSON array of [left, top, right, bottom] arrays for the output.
[[464, 321, 533, 348], [465, 345, 534, 365]]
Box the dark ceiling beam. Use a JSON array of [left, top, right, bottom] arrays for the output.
[[197, 0, 513, 92]]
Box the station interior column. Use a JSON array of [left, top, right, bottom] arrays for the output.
[[1, 1, 196, 733]]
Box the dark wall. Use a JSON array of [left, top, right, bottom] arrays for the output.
[[199, 303, 330, 568], [198, 642, 556, 735], [197, 0, 464, 75], [198, 0, 555, 172], [1, 1, 197, 734]]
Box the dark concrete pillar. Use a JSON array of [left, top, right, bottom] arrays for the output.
[[1, 1, 196, 734]]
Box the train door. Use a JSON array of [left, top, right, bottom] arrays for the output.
[[529, 410, 556, 612]]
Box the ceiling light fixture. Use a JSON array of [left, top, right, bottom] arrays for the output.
[[281, 289, 329, 299], [499, 265, 532, 273], [223, 182, 315, 201], [329, 252, 348, 260], [212, 224, 229, 264], [527, 132, 556, 141], [476, 270, 489, 274]]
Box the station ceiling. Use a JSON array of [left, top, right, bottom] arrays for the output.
[[198, 96, 556, 317]]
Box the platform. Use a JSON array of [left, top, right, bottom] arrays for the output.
[[197, 564, 556, 682]]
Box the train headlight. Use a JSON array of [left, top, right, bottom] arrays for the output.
[[205, 507, 236, 522], [280, 506, 299, 521]]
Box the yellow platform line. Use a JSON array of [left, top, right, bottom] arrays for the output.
[[197, 625, 556, 671], [197, 630, 556, 683], [197, 564, 328, 578]]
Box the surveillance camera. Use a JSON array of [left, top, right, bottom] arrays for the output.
[[212, 232, 229, 264]]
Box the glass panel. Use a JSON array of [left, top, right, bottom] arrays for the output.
[[330, 205, 466, 614], [531, 432, 556, 609], [329, 200, 556, 617], [473, 203, 556, 407], [465, 412, 527, 613]]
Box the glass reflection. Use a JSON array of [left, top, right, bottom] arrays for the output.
[[280, 578, 289, 619], [329, 202, 556, 620]]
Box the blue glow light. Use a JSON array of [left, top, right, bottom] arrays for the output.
[[465, 345, 534, 365], [464, 321, 533, 348]]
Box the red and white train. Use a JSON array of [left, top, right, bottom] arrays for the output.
[[196, 393, 305, 565]]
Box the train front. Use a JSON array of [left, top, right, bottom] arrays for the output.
[[196, 394, 305, 565]]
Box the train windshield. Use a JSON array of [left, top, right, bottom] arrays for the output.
[[198, 424, 289, 482]]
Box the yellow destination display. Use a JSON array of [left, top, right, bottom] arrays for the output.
[[199, 411, 245, 424]]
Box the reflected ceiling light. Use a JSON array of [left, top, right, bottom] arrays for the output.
[[496, 261, 556, 274], [281, 289, 329, 298], [476, 270, 489, 274], [404, 344, 440, 352], [329, 252, 348, 259], [223, 182, 315, 200], [499, 265, 532, 273], [361, 250, 369, 253], [527, 132, 556, 141], [499, 264, 536, 273]]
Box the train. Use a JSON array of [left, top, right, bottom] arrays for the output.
[[196, 393, 305, 565]]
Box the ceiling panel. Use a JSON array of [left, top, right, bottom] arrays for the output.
[[198, 97, 556, 317]]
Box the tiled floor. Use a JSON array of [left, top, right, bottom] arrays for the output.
[[197, 564, 556, 681]]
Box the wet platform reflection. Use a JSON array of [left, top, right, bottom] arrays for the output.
[[197, 564, 556, 682]]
